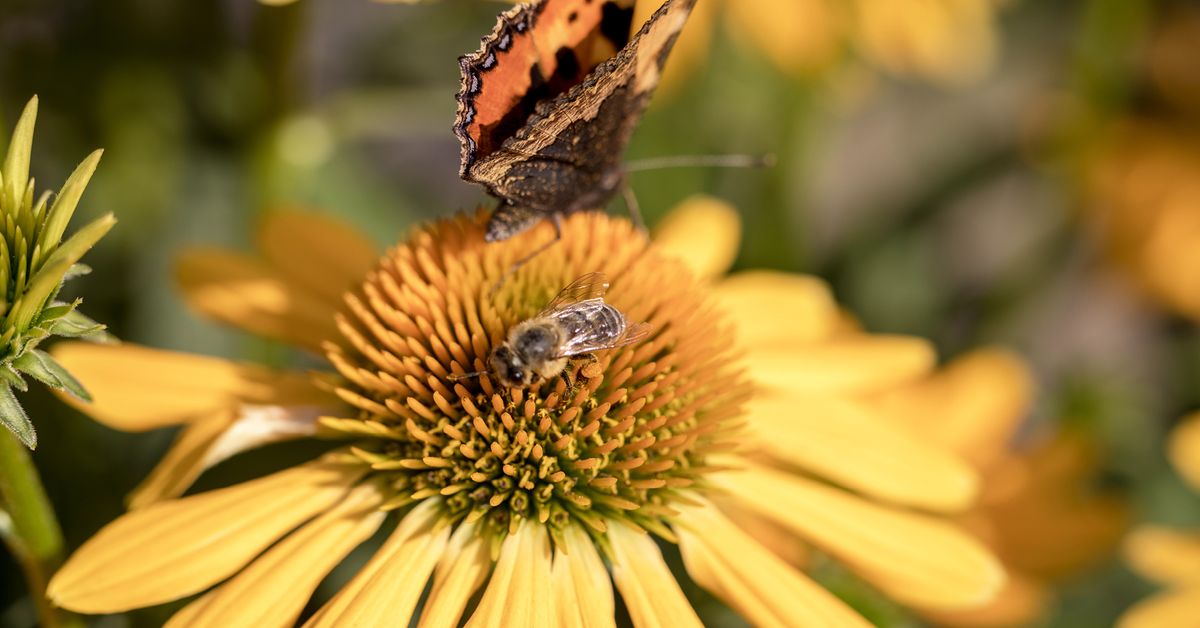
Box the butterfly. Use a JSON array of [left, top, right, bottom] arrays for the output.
[[455, 0, 697, 267]]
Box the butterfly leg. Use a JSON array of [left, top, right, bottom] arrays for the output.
[[621, 185, 647, 233], [490, 212, 564, 295]]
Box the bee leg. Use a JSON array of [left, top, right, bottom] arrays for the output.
[[621, 185, 647, 233], [578, 353, 603, 380], [490, 213, 563, 295]]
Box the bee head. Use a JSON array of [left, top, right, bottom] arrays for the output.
[[489, 344, 531, 388]]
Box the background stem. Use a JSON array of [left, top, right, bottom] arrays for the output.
[[0, 428, 79, 628]]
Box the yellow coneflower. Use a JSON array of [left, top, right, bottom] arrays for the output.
[[634, 0, 1003, 92], [48, 202, 1004, 625], [1119, 413, 1200, 628]]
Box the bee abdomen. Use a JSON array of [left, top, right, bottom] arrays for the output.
[[558, 304, 625, 340]]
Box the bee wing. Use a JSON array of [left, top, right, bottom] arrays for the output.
[[555, 322, 653, 358], [613, 322, 653, 348], [538, 272, 609, 316]]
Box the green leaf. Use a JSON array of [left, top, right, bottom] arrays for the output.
[[2, 96, 37, 211], [37, 149, 103, 265], [0, 384, 36, 450], [13, 349, 90, 402]]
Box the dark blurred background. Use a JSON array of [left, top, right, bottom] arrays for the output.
[[2, 0, 1199, 625]]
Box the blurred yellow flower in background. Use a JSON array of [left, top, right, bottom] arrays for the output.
[[1085, 124, 1200, 322], [877, 352, 1128, 626], [47, 200, 1007, 625], [1120, 413, 1200, 628], [634, 0, 1003, 92]]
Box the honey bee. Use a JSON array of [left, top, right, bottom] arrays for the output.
[[485, 272, 651, 389]]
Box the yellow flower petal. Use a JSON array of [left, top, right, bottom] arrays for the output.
[[853, 0, 997, 85], [869, 348, 1033, 468], [971, 433, 1129, 580], [717, 499, 810, 569], [747, 335, 937, 394], [166, 483, 386, 628], [1118, 585, 1200, 628], [256, 210, 378, 308], [1140, 200, 1200, 319], [419, 521, 491, 628], [128, 405, 325, 509], [553, 525, 616, 628], [1125, 526, 1200, 586], [717, 461, 1006, 610], [1169, 412, 1200, 493], [175, 248, 343, 352], [126, 410, 237, 510], [466, 521, 555, 628], [918, 574, 1048, 628], [711, 271, 840, 348], [675, 498, 872, 627], [744, 393, 979, 512], [306, 499, 449, 627], [726, 0, 842, 75], [48, 459, 361, 613], [607, 522, 703, 628], [652, 195, 741, 280], [50, 342, 330, 431]]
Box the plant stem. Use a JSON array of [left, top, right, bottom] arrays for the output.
[[0, 429, 79, 628]]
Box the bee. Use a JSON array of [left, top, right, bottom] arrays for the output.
[[484, 272, 651, 389]]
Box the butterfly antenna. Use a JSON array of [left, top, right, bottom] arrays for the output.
[[490, 213, 564, 296], [624, 154, 776, 173], [621, 185, 647, 233]]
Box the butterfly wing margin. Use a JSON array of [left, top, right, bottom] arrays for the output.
[[538, 272, 610, 316]]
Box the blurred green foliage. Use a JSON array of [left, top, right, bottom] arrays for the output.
[[1, 0, 1199, 626]]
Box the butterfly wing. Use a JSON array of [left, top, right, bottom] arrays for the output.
[[456, 0, 638, 183], [465, 0, 696, 217]]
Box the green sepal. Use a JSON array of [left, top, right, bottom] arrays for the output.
[[1, 97, 36, 212], [47, 308, 111, 341], [0, 364, 27, 391], [8, 258, 71, 334], [38, 212, 116, 275], [13, 349, 90, 402], [37, 149, 103, 266], [0, 384, 36, 450], [36, 300, 77, 323]]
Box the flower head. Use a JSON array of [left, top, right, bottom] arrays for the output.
[[49, 203, 1004, 625], [0, 96, 114, 449]]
